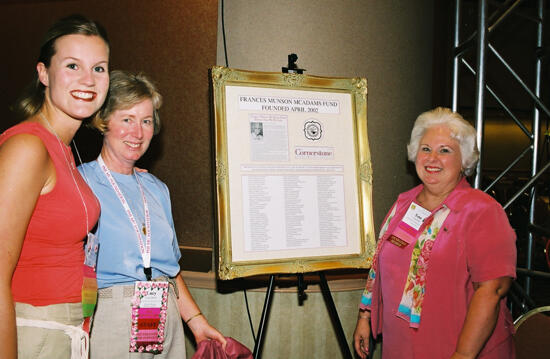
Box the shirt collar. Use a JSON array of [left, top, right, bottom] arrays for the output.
[[437, 177, 472, 212], [399, 176, 472, 213]]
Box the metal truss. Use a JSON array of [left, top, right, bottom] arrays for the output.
[[451, 0, 548, 313]]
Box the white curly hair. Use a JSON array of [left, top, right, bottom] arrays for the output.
[[406, 107, 479, 176]]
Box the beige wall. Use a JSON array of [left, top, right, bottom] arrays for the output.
[[190, 1, 435, 358], [217, 0, 433, 228]]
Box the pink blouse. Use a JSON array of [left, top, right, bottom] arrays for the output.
[[369, 178, 516, 358]]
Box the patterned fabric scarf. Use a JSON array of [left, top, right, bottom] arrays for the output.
[[361, 204, 451, 328]]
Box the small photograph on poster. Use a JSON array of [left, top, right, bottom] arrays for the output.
[[249, 114, 289, 162], [250, 121, 264, 141]]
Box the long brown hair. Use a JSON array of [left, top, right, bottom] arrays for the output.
[[12, 14, 110, 119]]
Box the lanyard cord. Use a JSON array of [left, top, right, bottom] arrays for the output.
[[40, 112, 89, 233], [97, 155, 152, 280]]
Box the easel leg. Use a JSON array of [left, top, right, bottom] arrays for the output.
[[253, 275, 275, 359], [318, 271, 353, 359]]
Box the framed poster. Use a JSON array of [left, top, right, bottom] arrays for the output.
[[211, 66, 375, 280]]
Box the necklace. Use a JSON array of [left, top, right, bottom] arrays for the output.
[[39, 112, 89, 232]]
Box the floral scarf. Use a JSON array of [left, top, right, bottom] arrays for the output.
[[361, 204, 451, 328]]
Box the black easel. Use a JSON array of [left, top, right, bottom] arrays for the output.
[[251, 272, 353, 359]]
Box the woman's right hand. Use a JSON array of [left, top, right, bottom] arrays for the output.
[[353, 316, 371, 359]]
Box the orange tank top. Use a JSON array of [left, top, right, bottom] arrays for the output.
[[0, 122, 100, 305]]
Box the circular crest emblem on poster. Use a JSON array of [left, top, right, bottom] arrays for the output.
[[304, 120, 322, 141]]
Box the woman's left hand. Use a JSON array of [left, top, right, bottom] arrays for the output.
[[187, 315, 227, 349]]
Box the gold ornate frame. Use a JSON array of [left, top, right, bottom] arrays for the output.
[[211, 66, 375, 280]]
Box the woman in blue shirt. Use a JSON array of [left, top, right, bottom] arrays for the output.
[[79, 70, 225, 358]]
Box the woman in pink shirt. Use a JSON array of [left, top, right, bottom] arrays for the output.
[[354, 107, 516, 359]]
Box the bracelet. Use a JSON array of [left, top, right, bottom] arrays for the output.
[[185, 312, 203, 324], [358, 309, 370, 320]]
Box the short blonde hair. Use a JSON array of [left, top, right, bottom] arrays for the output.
[[91, 70, 162, 134], [407, 107, 479, 176]]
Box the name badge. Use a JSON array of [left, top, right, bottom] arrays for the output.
[[130, 281, 169, 353], [389, 202, 431, 248], [402, 202, 431, 231], [388, 235, 409, 248], [84, 232, 99, 270]]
